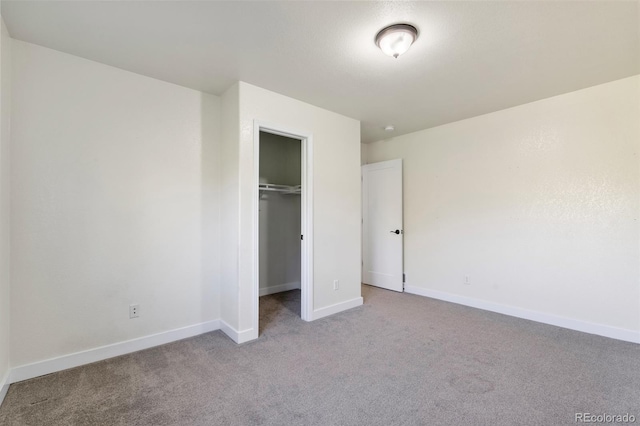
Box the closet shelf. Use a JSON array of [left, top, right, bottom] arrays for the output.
[[259, 183, 301, 195]]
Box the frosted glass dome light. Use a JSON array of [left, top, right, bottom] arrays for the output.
[[375, 24, 418, 58]]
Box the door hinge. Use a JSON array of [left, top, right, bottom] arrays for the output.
[[301, 234, 304, 240], [403, 273, 406, 283]]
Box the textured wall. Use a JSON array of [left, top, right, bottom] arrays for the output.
[[220, 83, 240, 330], [367, 76, 640, 334], [235, 82, 362, 332], [10, 41, 222, 366], [0, 16, 11, 386]]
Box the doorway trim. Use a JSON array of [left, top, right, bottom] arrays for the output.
[[252, 120, 314, 334]]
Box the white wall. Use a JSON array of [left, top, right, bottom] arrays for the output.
[[259, 132, 301, 295], [366, 76, 640, 340], [0, 16, 12, 394], [10, 40, 222, 367], [220, 83, 240, 331], [222, 82, 362, 336], [360, 143, 368, 166]]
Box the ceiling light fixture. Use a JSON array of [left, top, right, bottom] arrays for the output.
[[375, 23, 418, 58], [385, 125, 395, 132]]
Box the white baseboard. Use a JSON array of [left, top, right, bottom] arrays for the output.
[[404, 286, 640, 344], [0, 370, 9, 408], [311, 297, 364, 321], [9, 319, 221, 384], [220, 320, 257, 344], [259, 281, 300, 297]]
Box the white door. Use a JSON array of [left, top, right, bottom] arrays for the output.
[[362, 159, 403, 292]]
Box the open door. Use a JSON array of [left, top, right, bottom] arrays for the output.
[[253, 121, 314, 335], [362, 159, 403, 292]]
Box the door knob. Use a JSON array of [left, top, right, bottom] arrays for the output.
[[390, 230, 401, 234]]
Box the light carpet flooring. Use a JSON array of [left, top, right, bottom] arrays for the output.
[[1, 284, 638, 425]]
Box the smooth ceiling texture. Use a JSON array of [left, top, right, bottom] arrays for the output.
[[1, 1, 639, 143]]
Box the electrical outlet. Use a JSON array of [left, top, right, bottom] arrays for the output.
[[464, 275, 471, 285], [129, 304, 140, 318], [333, 279, 339, 290]]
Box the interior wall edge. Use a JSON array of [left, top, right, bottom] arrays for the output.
[[311, 296, 363, 321], [404, 286, 640, 344], [0, 14, 12, 396], [238, 81, 361, 332], [0, 371, 9, 408], [219, 320, 257, 344]]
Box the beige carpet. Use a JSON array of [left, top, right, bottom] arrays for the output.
[[1, 285, 638, 425]]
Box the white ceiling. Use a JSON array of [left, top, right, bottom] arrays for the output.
[[2, 1, 638, 143]]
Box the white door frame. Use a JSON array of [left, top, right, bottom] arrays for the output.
[[252, 121, 314, 333]]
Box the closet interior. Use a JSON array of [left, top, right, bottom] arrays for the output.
[[258, 131, 302, 313]]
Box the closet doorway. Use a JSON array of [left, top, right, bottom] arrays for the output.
[[253, 123, 313, 335]]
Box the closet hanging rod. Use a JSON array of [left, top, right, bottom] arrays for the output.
[[258, 183, 301, 195]]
